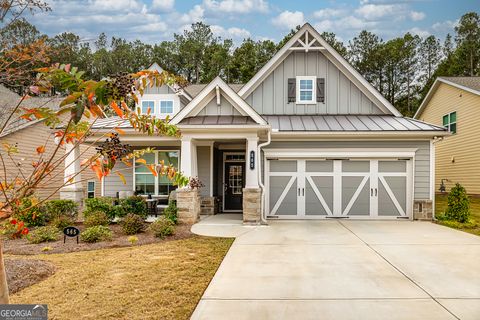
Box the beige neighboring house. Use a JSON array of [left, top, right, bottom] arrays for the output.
[[0, 85, 99, 201], [414, 77, 480, 195]]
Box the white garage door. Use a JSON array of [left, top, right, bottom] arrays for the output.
[[266, 159, 412, 219]]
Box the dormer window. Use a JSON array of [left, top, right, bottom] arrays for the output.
[[141, 101, 155, 114], [159, 100, 174, 115], [296, 76, 316, 104]]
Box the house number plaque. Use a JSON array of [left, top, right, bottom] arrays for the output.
[[250, 151, 255, 170], [63, 226, 80, 244]]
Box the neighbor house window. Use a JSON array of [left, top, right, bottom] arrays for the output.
[[134, 150, 179, 196], [87, 181, 95, 198], [159, 100, 174, 115], [296, 76, 316, 104], [443, 111, 457, 134], [141, 100, 155, 114]]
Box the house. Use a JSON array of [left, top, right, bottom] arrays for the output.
[[414, 77, 480, 195], [0, 85, 99, 202], [63, 23, 448, 223]]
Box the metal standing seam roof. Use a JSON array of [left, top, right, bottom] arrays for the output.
[[91, 115, 446, 132], [263, 115, 446, 132]]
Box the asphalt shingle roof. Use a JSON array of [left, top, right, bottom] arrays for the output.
[[440, 77, 480, 93]]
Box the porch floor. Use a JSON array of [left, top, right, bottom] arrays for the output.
[[191, 214, 263, 237]]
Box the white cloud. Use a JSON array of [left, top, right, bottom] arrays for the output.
[[271, 11, 304, 30], [355, 4, 403, 20], [132, 22, 168, 33], [211, 25, 251, 39], [180, 5, 205, 24], [91, 0, 142, 12], [313, 20, 333, 32], [408, 27, 429, 38], [313, 8, 345, 20], [202, 0, 268, 14], [432, 20, 458, 32], [151, 0, 175, 12], [409, 11, 425, 21]]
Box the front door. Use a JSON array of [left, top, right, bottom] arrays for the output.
[[224, 162, 245, 211]]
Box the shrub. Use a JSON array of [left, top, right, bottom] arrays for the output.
[[120, 213, 145, 235], [84, 211, 109, 228], [119, 196, 147, 218], [127, 235, 138, 245], [80, 226, 113, 243], [0, 219, 29, 239], [84, 197, 118, 220], [44, 200, 78, 221], [149, 217, 175, 239], [13, 197, 46, 227], [27, 226, 59, 244], [50, 216, 75, 230], [163, 201, 178, 224], [444, 183, 470, 223]]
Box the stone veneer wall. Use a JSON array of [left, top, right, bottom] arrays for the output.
[[176, 189, 201, 224], [201, 197, 216, 215], [413, 199, 433, 220], [242, 188, 261, 224]]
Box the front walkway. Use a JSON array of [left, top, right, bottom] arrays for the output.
[[191, 216, 480, 320]]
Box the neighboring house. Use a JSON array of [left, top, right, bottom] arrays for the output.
[[66, 24, 448, 222], [414, 77, 480, 195], [0, 85, 99, 201]]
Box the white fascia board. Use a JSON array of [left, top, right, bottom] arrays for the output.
[[238, 23, 402, 117], [171, 76, 266, 125], [263, 148, 417, 159], [270, 130, 450, 139]]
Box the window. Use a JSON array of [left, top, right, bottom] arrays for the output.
[[87, 181, 95, 198], [296, 76, 316, 104], [159, 100, 174, 114], [141, 101, 155, 114], [443, 111, 457, 134], [134, 151, 179, 196]]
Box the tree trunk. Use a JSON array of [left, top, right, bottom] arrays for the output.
[[0, 241, 9, 304]]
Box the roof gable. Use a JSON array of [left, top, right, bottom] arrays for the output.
[[238, 23, 401, 117], [414, 77, 480, 119], [170, 77, 267, 125], [146, 63, 193, 102]]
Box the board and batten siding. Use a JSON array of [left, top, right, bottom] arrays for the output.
[[417, 82, 480, 194], [197, 146, 212, 197], [197, 94, 241, 116], [266, 140, 431, 199], [245, 51, 384, 115]]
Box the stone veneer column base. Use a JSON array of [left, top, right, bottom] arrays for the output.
[[243, 188, 262, 224], [200, 196, 216, 215], [413, 199, 433, 220], [60, 187, 85, 220], [177, 189, 201, 224]]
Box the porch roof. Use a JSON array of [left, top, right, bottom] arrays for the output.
[[179, 115, 258, 125], [264, 115, 447, 132]]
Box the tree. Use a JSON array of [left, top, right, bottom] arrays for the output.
[[0, 0, 50, 25], [420, 35, 441, 81], [320, 31, 347, 57], [0, 17, 42, 47], [454, 12, 480, 76]]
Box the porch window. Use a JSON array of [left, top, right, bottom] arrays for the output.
[[87, 181, 95, 198], [141, 101, 155, 114], [134, 150, 179, 196]]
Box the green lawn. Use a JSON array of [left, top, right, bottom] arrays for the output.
[[435, 194, 480, 236], [11, 236, 233, 320]]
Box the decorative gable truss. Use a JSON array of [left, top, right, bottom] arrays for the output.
[[289, 29, 323, 52], [170, 76, 267, 125]]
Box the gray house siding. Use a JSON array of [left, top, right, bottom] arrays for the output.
[[143, 85, 189, 108], [197, 146, 211, 197], [103, 162, 133, 197], [245, 51, 384, 116], [265, 140, 431, 199], [197, 94, 242, 116]]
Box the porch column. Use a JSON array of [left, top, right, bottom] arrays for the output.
[[180, 136, 197, 178], [60, 143, 84, 204], [245, 137, 259, 188]]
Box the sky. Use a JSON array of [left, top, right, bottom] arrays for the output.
[[27, 0, 479, 45]]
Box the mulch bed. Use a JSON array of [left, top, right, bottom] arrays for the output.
[[5, 258, 56, 294], [3, 223, 193, 255]]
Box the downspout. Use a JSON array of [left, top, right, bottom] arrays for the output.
[[257, 129, 271, 225], [431, 136, 444, 221]]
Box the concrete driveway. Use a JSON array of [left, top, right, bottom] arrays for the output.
[[191, 215, 480, 320]]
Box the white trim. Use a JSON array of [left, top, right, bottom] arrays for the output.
[[238, 23, 402, 117], [210, 142, 214, 197], [270, 131, 450, 138], [431, 140, 435, 217], [415, 77, 480, 119], [171, 76, 267, 125], [296, 76, 316, 104], [263, 148, 418, 159]]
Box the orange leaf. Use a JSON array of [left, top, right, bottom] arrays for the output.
[[91, 164, 103, 181], [36, 146, 45, 154], [110, 101, 124, 117], [116, 172, 126, 185], [147, 164, 158, 177], [114, 127, 126, 135], [135, 158, 147, 164]]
